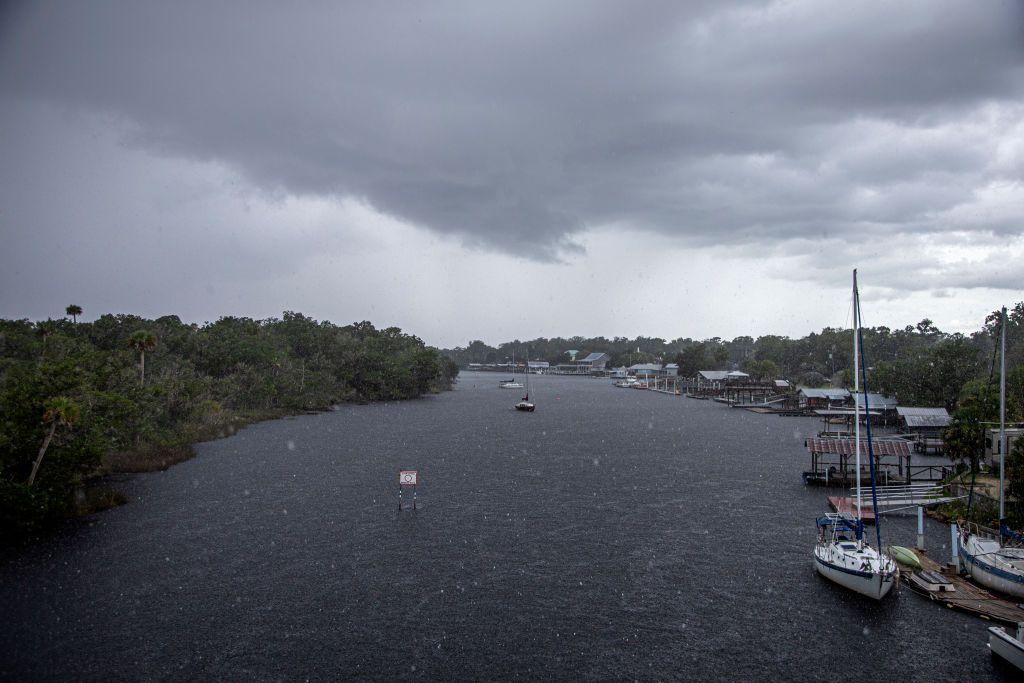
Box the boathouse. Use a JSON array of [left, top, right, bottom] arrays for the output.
[[576, 352, 611, 375], [896, 407, 950, 454], [802, 437, 946, 486], [852, 393, 898, 426], [696, 370, 729, 390], [629, 363, 662, 380], [798, 388, 851, 410]]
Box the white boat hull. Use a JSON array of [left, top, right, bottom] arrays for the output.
[[959, 538, 1024, 600], [814, 544, 897, 600], [500, 382, 523, 389], [989, 626, 1024, 671]]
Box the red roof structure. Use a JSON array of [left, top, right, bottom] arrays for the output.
[[804, 438, 911, 457]]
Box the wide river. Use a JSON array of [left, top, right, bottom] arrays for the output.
[[1, 372, 1017, 680]]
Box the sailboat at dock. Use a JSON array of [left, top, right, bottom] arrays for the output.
[[812, 269, 899, 599], [958, 307, 1024, 599]]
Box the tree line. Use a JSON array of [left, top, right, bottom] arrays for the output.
[[445, 305, 1024, 411], [446, 306, 1024, 525], [0, 310, 458, 543]]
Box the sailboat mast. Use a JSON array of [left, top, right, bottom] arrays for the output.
[[856, 277, 884, 554], [853, 270, 862, 517], [1000, 306, 1007, 521]]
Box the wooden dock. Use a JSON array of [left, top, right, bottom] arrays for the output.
[[827, 496, 877, 522], [905, 550, 1024, 625]]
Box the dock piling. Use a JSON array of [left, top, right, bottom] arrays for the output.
[[949, 523, 959, 572], [916, 506, 924, 551]]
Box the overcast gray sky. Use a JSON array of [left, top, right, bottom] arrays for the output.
[[1, 1, 1022, 347]]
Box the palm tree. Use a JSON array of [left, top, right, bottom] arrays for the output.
[[65, 304, 82, 323], [28, 396, 80, 486], [128, 329, 158, 386], [36, 320, 56, 360]]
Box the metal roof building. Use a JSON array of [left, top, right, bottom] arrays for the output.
[[896, 406, 951, 429], [852, 393, 898, 411]]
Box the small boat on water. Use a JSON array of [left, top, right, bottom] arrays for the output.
[[500, 352, 524, 389], [515, 357, 535, 412], [989, 622, 1024, 671], [515, 396, 535, 412]]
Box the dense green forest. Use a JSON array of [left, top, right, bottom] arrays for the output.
[[0, 311, 458, 542]]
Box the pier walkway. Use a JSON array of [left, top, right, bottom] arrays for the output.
[[907, 550, 1024, 625]]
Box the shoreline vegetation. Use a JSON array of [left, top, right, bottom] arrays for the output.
[[446, 305, 1024, 528], [1, 311, 458, 545]]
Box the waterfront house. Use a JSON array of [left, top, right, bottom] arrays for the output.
[[576, 352, 611, 375], [798, 388, 851, 410], [985, 426, 1024, 464]]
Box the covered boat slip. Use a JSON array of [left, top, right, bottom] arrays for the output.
[[802, 436, 950, 486]]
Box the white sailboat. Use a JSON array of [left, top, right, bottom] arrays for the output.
[[958, 307, 1024, 599], [813, 269, 899, 599], [500, 351, 524, 389]]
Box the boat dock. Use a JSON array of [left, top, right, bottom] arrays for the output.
[[906, 550, 1024, 625], [826, 496, 877, 522]]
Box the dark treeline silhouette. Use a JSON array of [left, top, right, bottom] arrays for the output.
[[446, 305, 1024, 411], [0, 311, 458, 542]]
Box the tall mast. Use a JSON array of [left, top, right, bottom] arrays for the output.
[[853, 270, 862, 518], [1000, 306, 1007, 521]]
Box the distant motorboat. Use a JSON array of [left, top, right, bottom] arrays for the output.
[[989, 623, 1024, 672]]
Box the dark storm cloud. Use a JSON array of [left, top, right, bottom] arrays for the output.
[[2, 1, 1022, 264]]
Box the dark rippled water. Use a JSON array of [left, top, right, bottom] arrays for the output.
[[1, 373, 1017, 680]]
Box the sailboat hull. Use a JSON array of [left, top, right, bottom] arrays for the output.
[[959, 544, 1024, 600], [989, 625, 1024, 671], [813, 547, 897, 600]]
